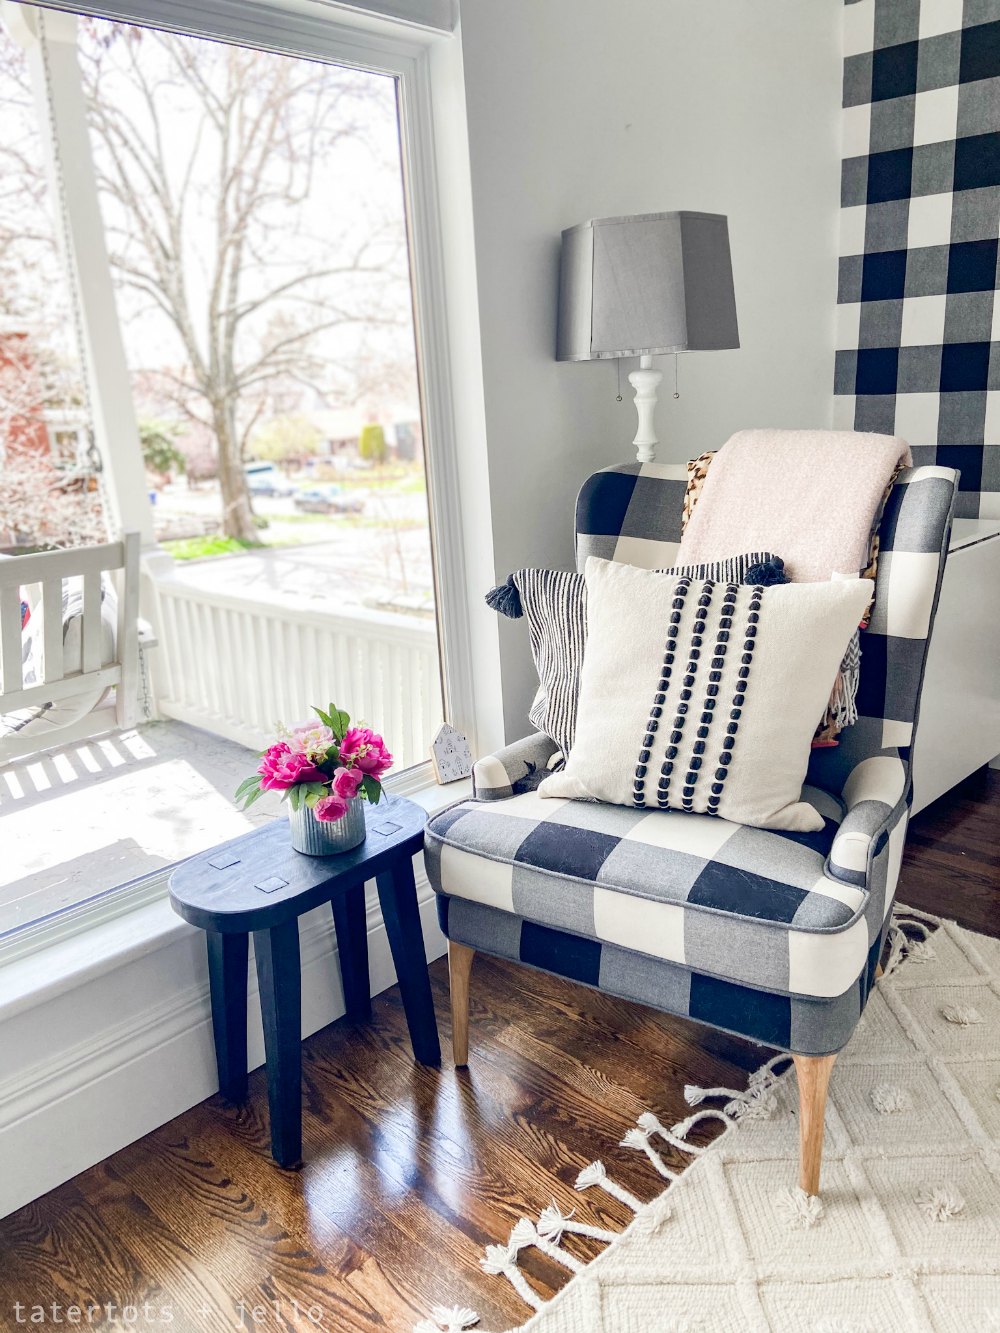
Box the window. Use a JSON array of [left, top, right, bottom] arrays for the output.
[[0, 0, 473, 948]]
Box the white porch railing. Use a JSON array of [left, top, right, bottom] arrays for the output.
[[150, 576, 443, 772]]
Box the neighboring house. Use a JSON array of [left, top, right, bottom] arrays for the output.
[[0, 327, 88, 471]]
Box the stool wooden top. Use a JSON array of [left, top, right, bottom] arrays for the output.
[[169, 794, 426, 934]]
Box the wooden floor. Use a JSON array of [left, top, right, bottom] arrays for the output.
[[0, 772, 997, 1333]]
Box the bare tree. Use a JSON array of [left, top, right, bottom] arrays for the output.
[[79, 26, 408, 540]]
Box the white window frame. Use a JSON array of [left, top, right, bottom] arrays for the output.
[[0, 0, 484, 960]]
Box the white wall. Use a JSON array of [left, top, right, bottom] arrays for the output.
[[456, 0, 844, 733]]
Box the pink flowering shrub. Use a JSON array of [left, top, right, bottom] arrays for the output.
[[236, 703, 392, 826]]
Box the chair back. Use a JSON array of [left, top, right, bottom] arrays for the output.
[[574, 461, 958, 801]]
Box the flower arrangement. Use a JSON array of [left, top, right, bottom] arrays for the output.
[[236, 704, 393, 822]]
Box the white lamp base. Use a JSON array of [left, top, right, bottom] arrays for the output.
[[628, 353, 661, 464]]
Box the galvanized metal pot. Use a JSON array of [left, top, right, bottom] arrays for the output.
[[287, 795, 366, 855]]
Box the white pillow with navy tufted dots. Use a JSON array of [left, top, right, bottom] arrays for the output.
[[539, 558, 873, 832]]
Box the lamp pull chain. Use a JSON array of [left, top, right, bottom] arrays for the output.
[[616, 359, 623, 403], [673, 354, 680, 400]]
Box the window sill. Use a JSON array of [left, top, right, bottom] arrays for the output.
[[0, 772, 470, 1022]]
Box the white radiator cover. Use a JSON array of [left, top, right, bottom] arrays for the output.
[[911, 522, 1000, 813]]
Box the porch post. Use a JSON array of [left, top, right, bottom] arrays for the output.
[[1, 3, 154, 547]]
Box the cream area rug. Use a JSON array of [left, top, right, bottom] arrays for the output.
[[416, 911, 1000, 1333]]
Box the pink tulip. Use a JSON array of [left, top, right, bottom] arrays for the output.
[[258, 743, 325, 791], [314, 791, 349, 822], [332, 766, 364, 800]]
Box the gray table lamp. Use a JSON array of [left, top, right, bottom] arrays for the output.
[[557, 211, 739, 463]]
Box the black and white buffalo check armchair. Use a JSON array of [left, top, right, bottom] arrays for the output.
[[424, 460, 957, 1195]]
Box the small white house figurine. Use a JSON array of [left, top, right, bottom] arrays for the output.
[[430, 723, 473, 784]]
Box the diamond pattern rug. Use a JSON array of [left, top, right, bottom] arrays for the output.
[[417, 911, 1000, 1333]]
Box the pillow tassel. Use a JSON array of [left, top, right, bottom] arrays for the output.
[[828, 630, 861, 730], [744, 555, 789, 587], [485, 575, 522, 619]]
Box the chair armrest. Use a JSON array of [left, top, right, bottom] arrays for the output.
[[825, 754, 909, 886], [473, 731, 560, 801]]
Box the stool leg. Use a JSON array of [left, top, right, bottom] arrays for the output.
[[375, 856, 441, 1066], [331, 884, 372, 1023], [206, 931, 249, 1102], [253, 920, 303, 1169]]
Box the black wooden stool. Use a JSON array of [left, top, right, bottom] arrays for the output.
[[168, 794, 439, 1168]]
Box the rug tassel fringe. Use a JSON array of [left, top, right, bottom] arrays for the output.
[[748, 1053, 794, 1087], [684, 1054, 791, 1117], [884, 911, 937, 978], [638, 1107, 736, 1151], [510, 1218, 584, 1272], [413, 1305, 482, 1333], [575, 1160, 645, 1212], [620, 1126, 680, 1179], [481, 1241, 543, 1311], [537, 1203, 620, 1246]]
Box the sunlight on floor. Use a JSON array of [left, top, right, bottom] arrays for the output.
[[0, 721, 282, 934]]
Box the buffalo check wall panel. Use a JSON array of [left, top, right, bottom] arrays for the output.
[[836, 0, 1000, 519]]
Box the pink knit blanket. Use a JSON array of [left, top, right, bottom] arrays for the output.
[[675, 428, 912, 582]]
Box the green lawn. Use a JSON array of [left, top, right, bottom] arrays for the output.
[[163, 535, 265, 560]]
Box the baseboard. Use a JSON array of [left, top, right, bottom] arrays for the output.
[[0, 875, 446, 1219]]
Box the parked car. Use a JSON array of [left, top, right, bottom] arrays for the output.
[[292, 484, 365, 515], [245, 461, 295, 497]]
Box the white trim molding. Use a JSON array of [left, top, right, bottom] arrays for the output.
[[9, 0, 457, 36]]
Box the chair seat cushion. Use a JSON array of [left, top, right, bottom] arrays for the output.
[[425, 789, 873, 1000]]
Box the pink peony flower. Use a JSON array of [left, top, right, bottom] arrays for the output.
[[314, 791, 349, 822], [332, 765, 364, 800], [339, 726, 393, 778], [286, 721, 335, 762], [258, 742, 325, 791]]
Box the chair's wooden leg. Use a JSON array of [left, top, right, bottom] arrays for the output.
[[448, 941, 475, 1067], [793, 1053, 837, 1196]]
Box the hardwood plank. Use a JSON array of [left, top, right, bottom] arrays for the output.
[[900, 769, 1000, 937]]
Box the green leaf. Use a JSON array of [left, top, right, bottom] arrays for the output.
[[240, 784, 266, 811], [234, 775, 261, 801], [361, 775, 382, 805], [299, 782, 328, 809], [324, 743, 341, 765], [313, 705, 334, 728], [288, 785, 302, 812], [327, 704, 350, 742]]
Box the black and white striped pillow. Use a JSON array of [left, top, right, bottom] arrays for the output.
[[488, 554, 787, 759]]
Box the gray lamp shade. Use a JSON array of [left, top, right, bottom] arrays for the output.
[[557, 211, 739, 361]]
